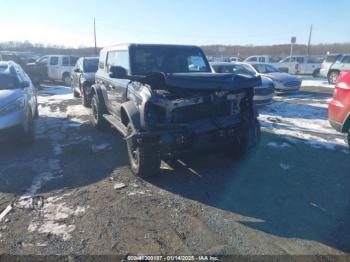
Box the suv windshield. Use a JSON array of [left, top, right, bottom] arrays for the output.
[[0, 74, 18, 90], [131, 46, 210, 75], [84, 59, 99, 73]]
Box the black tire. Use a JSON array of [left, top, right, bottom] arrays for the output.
[[91, 94, 109, 130], [63, 73, 71, 86], [228, 119, 261, 158], [312, 69, 320, 78], [81, 86, 91, 107], [347, 130, 350, 148], [73, 89, 80, 98], [328, 71, 339, 85], [126, 124, 160, 177], [21, 109, 35, 145], [34, 105, 39, 118]]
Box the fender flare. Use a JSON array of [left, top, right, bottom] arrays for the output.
[[120, 101, 141, 130]]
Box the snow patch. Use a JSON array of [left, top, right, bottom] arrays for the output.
[[267, 142, 291, 148]]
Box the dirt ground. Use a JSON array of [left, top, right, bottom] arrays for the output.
[[0, 79, 349, 256]]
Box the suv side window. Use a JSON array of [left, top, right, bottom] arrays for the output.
[[296, 57, 305, 63], [259, 57, 266, 62], [248, 57, 257, 62], [342, 56, 350, 63], [50, 56, 59, 65], [106, 51, 130, 73], [62, 56, 69, 66], [70, 56, 78, 66]]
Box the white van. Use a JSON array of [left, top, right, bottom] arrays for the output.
[[30, 55, 79, 85]]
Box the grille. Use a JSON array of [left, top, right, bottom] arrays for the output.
[[171, 100, 232, 123], [284, 81, 301, 87]]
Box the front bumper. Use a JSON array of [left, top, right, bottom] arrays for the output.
[[274, 82, 300, 93], [320, 68, 329, 78], [128, 116, 244, 157], [0, 110, 25, 131]]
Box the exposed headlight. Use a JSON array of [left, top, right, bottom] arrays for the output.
[[0, 97, 25, 116], [144, 102, 165, 124]]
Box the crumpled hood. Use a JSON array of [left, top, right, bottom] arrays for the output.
[[0, 89, 23, 108], [262, 72, 300, 83], [164, 73, 261, 91], [83, 72, 96, 83]]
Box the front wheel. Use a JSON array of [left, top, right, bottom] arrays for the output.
[[82, 85, 92, 107], [21, 109, 35, 145], [312, 69, 320, 78], [126, 124, 160, 177], [328, 71, 339, 85], [228, 119, 261, 158], [347, 130, 350, 148]]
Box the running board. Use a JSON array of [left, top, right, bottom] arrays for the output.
[[103, 114, 127, 136]]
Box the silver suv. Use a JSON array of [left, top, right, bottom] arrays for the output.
[[320, 54, 350, 84], [0, 61, 38, 144]]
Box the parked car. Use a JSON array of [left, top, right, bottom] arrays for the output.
[[0, 61, 38, 144], [25, 55, 79, 86], [328, 71, 350, 147], [0, 51, 38, 66], [91, 43, 261, 177], [71, 57, 99, 107], [244, 55, 283, 64], [211, 62, 274, 106], [320, 54, 350, 84], [248, 62, 301, 93], [275, 55, 323, 76], [229, 57, 240, 62]]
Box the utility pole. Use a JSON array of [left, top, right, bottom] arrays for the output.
[[307, 24, 313, 56], [94, 18, 97, 55]]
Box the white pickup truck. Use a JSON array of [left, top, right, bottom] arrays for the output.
[[272, 55, 324, 76]]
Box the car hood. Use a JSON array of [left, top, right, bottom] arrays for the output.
[[83, 72, 96, 82], [164, 73, 261, 91], [262, 72, 300, 82], [0, 89, 23, 108]]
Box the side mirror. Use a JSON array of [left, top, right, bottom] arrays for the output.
[[21, 81, 30, 88], [109, 66, 127, 79], [74, 68, 81, 73]]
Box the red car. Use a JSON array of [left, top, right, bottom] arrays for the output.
[[328, 71, 350, 147]]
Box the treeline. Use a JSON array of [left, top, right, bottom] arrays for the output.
[[0, 41, 100, 56], [1, 41, 350, 58], [202, 43, 350, 57]]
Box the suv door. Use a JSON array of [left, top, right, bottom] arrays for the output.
[[340, 55, 350, 71], [105, 50, 130, 116], [48, 56, 60, 80]]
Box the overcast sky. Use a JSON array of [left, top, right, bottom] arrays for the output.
[[1, 0, 349, 48]]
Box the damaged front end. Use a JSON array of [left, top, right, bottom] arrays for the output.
[[128, 72, 261, 157]]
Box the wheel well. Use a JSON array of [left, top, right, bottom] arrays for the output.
[[120, 108, 130, 127], [328, 69, 340, 77], [62, 72, 70, 80]]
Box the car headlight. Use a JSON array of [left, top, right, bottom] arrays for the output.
[[0, 97, 25, 116]]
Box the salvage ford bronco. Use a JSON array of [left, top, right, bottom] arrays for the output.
[[91, 44, 261, 176]]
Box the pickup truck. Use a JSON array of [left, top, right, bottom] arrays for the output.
[[273, 55, 323, 76], [91, 44, 261, 177]]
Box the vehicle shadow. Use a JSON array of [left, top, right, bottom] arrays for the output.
[[0, 116, 129, 196], [145, 131, 350, 252]]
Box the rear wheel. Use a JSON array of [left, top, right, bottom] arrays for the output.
[[91, 94, 109, 130], [73, 89, 80, 98], [328, 71, 339, 85], [126, 124, 160, 177], [63, 73, 71, 86], [82, 86, 91, 107]]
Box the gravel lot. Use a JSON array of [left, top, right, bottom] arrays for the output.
[[0, 79, 349, 256]]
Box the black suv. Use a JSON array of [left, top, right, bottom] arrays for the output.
[[91, 44, 261, 176], [71, 57, 99, 107]]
